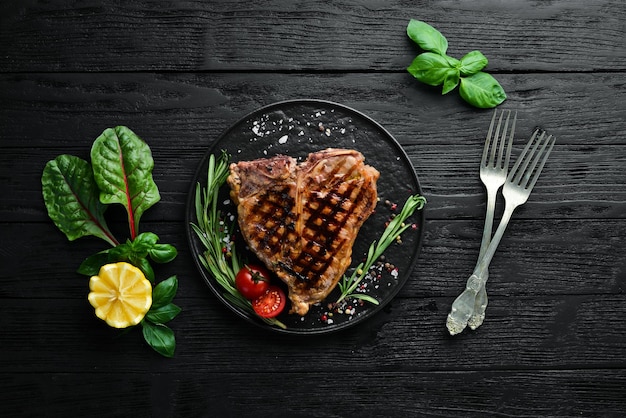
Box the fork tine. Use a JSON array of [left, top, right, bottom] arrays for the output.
[[482, 110, 499, 166], [516, 130, 546, 186], [508, 128, 540, 184], [502, 111, 516, 170], [508, 128, 556, 190], [492, 110, 510, 167], [525, 134, 555, 191], [491, 110, 506, 166], [518, 131, 548, 188]]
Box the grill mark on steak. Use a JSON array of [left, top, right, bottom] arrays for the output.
[[227, 148, 379, 316], [292, 164, 366, 283], [253, 186, 295, 255]]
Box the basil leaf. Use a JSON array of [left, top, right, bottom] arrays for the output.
[[152, 275, 178, 308], [146, 303, 181, 324], [141, 321, 175, 358], [132, 257, 154, 282], [459, 50, 488, 76], [444, 55, 461, 68], [91, 126, 160, 239], [149, 244, 178, 264], [132, 232, 159, 254], [77, 250, 112, 276], [406, 19, 448, 55], [407, 53, 457, 86], [42, 155, 117, 246], [459, 72, 507, 108], [442, 70, 460, 95], [107, 242, 132, 261]]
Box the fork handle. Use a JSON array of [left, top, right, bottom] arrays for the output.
[[468, 273, 488, 330], [446, 183, 498, 335], [467, 185, 499, 329], [446, 202, 517, 335], [446, 272, 485, 335], [473, 201, 517, 278], [479, 184, 498, 258]]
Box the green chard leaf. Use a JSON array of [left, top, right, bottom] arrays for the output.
[[91, 126, 160, 240], [459, 50, 488, 76], [459, 72, 507, 108], [407, 52, 458, 86], [141, 321, 176, 358], [42, 155, 118, 247], [406, 19, 448, 55]]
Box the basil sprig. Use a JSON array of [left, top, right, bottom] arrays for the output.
[[406, 19, 506, 108], [42, 126, 180, 358], [142, 275, 180, 358]]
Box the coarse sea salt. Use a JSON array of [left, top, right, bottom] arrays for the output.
[[278, 135, 288, 144]]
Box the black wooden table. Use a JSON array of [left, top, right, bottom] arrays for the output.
[[2, 1, 625, 416]]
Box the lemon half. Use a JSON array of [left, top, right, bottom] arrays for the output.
[[88, 262, 152, 328]]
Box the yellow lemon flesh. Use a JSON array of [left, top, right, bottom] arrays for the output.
[[88, 262, 152, 329]]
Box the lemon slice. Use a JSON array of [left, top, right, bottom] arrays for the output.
[[88, 262, 152, 328]]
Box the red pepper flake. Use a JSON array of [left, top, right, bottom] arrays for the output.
[[321, 314, 328, 322], [390, 203, 398, 211]]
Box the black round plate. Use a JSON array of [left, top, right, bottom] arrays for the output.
[[186, 99, 425, 334]]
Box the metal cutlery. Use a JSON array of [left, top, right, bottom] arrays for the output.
[[447, 117, 555, 336], [446, 109, 515, 334]]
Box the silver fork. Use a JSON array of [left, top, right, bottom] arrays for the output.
[[447, 128, 556, 335], [446, 110, 515, 335], [468, 111, 516, 330]]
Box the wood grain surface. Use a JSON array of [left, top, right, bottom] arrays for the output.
[[1, 0, 625, 417]]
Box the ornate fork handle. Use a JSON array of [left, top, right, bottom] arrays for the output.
[[446, 203, 516, 335], [467, 171, 500, 330], [467, 281, 488, 330], [447, 177, 499, 334]]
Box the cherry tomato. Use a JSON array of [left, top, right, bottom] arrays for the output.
[[235, 265, 271, 300], [252, 286, 286, 318]]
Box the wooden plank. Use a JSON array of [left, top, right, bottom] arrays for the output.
[[1, 72, 625, 148], [3, 369, 626, 416], [1, 295, 626, 374], [2, 218, 625, 300], [1, 1, 624, 415], [3, 142, 625, 222], [1, 0, 624, 72], [1, 72, 625, 222]]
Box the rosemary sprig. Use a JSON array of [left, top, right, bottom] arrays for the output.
[[190, 151, 286, 329], [336, 194, 426, 306]]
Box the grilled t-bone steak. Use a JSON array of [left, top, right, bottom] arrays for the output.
[[227, 148, 379, 316]]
